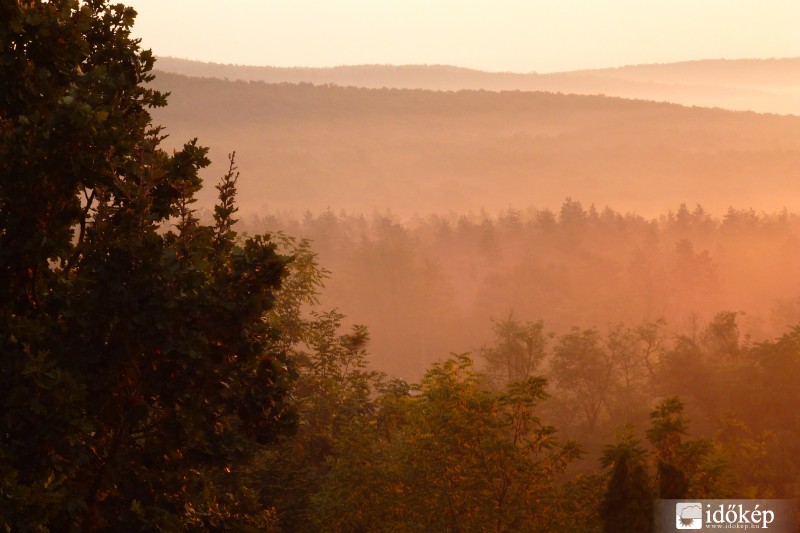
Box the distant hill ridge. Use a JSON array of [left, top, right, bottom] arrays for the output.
[[149, 71, 800, 217], [154, 56, 800, 116]]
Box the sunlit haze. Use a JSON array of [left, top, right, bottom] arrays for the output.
[[7, 3, 800, 528], [126, 0, 800, 72]]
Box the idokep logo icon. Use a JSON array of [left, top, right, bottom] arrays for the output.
[[657, 499, 794, 533], [675, 502, 703, 529]]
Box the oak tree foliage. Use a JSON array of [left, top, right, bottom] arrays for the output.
[[1, 1, 293, 529]]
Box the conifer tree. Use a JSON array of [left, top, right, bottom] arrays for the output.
[[601, 427, 654, 533]]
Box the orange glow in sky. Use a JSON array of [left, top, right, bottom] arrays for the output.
[[126, 0, 800, 72]]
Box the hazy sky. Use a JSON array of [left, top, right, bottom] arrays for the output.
[[126, 0, 799, 72]]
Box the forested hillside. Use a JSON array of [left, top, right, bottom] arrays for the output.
[[149, 71, 800, 217], [155, 56, 800, 116], [5, 2, 800, 530], [240, 203, 800, 380]]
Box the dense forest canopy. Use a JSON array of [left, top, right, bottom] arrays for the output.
[[3, 1, 800, 531], [148, 71, 800, 217], [240, 203, 800, 379]]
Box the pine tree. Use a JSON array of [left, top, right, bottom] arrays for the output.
[[601, 426, 654, 533]]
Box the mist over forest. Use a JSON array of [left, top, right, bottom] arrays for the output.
[[156, 56, 800, 116], [153, 57, 800, 529], [146, 61, 800, 379], [4, 3, 800, 529], [149, 69, 800, 218], [238, 204, 800, 380]]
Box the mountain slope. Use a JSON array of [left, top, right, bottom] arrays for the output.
[[154, 57, 800, 116], [149, 71, 800, 217]]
